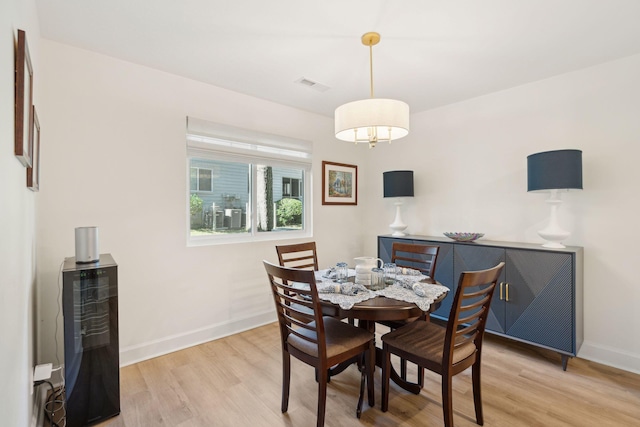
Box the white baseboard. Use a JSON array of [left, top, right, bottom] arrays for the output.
[[578, 341, 640, 374], [119, 310, 277, 366]]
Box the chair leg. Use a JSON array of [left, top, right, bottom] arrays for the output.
[[281, 352, 291, 413], [442, 373, 454, 427], [417, 365, 424, 388], [472, 362, 484, 425], [381, 344, 391, 412], [317, 366, 328, 427], [315, 368, 331, 383], [399, 357, 425, 390], [400, 357, 408, 380], [367, 341, 375, 407], [357, 354, 365, 419]]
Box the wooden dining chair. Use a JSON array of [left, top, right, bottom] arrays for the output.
[[380, 242, 441, 385], [381, 262, 505, 427], [391, 242, 439, 277], [276, 241, 319, 270], [263, 260, 375, 427]]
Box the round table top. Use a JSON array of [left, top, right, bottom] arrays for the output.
[[320, 277, 446, 322]]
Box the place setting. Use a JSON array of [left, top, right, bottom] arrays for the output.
[[374, 263, 450, 312], [312, 263, 377, 309]]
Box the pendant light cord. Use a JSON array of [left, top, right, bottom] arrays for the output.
[[369, 43, 374, 98]]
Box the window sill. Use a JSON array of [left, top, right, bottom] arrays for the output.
[[187, 228, 312, 247]]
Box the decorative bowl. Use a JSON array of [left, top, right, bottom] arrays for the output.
[[443, 232, 484, 242]]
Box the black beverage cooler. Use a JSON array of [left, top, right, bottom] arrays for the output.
[[63, 254, 120, 426]]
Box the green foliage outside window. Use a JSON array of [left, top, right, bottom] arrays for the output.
[[276, 198, 302, 227], [190, 194, 203, 217]]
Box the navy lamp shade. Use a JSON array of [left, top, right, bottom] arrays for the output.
[[527, 149, 583, 249], [383, 171, 414, 236], [527, 149, 583, 192], [383, 170, 414, 198]]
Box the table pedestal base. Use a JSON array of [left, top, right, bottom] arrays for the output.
[[328, 319, 423, 395]]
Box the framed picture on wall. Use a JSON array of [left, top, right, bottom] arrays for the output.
[[15, 29, 34, 167], [27, 106, 40, 191], [322, 161, 358, 205]]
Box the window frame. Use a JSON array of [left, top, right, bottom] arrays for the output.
[[186, 118, 313, 246]]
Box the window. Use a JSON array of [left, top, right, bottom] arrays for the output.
[[190, 167, 213, 192], [282, 177, 301, 199], [186, 118, 312, 245]]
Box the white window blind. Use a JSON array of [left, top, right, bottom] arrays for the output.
[[187, 117, 312, 165]]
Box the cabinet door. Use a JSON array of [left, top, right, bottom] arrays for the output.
[[504, 249, 574, 353], [453, 244, 506, 332]]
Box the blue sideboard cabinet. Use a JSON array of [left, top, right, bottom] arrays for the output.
[[378, 235, 583, 370]]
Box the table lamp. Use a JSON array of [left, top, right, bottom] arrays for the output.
[[383, 170, 414, 236], [527, 149, 583, 248]]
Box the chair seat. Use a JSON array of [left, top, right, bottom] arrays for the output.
[[377, 317, 419, 330], [382, 321, 476, 366], [288, 317, 373, 359]]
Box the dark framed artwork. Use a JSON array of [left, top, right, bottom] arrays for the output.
[[322, 161, 358, 205], [27, 106, 40, 191], [15, 29, 34, 167]]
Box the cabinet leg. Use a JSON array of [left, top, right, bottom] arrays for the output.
[[561, 354, 569, 371]]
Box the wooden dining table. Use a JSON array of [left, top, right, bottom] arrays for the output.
[[318, 276, 448, 394]]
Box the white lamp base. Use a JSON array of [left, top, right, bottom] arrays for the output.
[[538, 190, 570, 248], [389, 201, 407, 237]]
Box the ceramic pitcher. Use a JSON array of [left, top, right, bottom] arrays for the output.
[[354, 256, 383, 286], [354, 256, 383, 277]]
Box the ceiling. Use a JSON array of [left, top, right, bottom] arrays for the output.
[[35, 0, 640, 118]]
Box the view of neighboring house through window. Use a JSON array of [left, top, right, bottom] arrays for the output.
[[186, 117, 312, 245]]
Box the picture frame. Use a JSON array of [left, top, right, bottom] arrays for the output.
[[322, 161, 358, 205], [27, 106, 40, 191], [15, 29, 34, 167]]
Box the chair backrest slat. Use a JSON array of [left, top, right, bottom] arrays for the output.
[[459, 293, 492, 313], [278, 290, 308, 305], [391, 242, 440, 277], [456, 323, 479, 337], [457, 312, 482, 326], [287, 327, 319, 345], [276, 242, 319, 270], [445, 262, 505, 366], [280, 311, 315, 329]]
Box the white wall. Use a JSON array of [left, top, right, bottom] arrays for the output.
[[37, 40, 368, 367], [363, 54, 640, 373], [0, 0, 40, 425], [36, 40, 640, 375]]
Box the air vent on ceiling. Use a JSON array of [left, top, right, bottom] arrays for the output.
[[295, 77, 330, 93]]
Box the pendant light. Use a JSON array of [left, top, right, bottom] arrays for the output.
[[334, 32, 410, 148]]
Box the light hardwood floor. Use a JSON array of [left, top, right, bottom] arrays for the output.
[[90, 322, 640, 427]]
